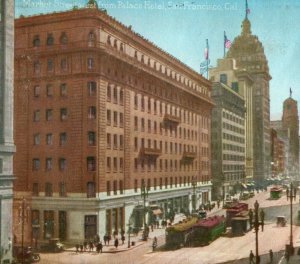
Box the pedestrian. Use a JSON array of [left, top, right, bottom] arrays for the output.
[[285, 250, 290, 262], [121, 235, 125, 245], [249, 250, 255, 264], [80, 244, 83, 252], [108, 234, 111, 245], [103, 234, 107, 245], [152, 236, 157, 251], [83, 241, 87, 251], [114, 238, 119, 249], [94, 234, 100, 244], [75, 244, 79, 253], [260, 209, 265, 232], [269, 249, 273, 263], [217, 199, 220, 209], [249, 209, 253, 229], [151, 224, 154, 232], [89, 241, 94, 252], [99, 242, 103, 253]]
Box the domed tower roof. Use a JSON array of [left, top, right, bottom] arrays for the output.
[[226, 18, 270, 77], [86, 0, 98, 9], [282, 89, 298, 124]]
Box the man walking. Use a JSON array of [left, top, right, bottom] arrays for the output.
[[249, 250, 255, 264], [269, 249, 273, 263]]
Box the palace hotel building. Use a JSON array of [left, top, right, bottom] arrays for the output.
[[14, 2, 213, 244]]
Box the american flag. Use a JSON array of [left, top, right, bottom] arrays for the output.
[[204, 39, 209, 60], [224, 32, 231, 49]]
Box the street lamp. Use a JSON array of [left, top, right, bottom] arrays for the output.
[[191, 176, 197, 213], [253, 200, 264, 264], [127, 219, 133, 248], [18, 197, 30, 264], [286, 182, 297, 254], [141, 181, 149, 241]]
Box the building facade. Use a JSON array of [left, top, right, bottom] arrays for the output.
[[209, 59, 246, 199], [14, 3, 213, 244], [227, 17, 271, 182], [0, 0, 15, 262], [270, 128, 285, 177]]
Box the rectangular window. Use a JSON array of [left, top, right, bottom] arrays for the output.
[[107, 110, 111, 125], [113, 134, 118, 149], [87, 58, 94, 70], [60, 132, 67, 146], [88, 131, 96, 146], [134, 94, 138, 109], [88, 81, 97, 96], [120, 158, 123, 172], [107, 133, 111, 149], [119, 113, 124, 127], [134, 158, 138, 171], [134, 116, 138, 131], [46, 109, 52, 121], [45, 158, 52, 170], [134, 179, 138, 193], [33, 110, 40, 122], [119, 89, 124, 105], [148, 120, 151, 133], [107, 181, 111, 196], [45, 182, 53, 197], [141, 96, 145, 111], [141, 118, 145, 132], [59, 158, 66, 171], [46, 133, 52, 145], [32, 159, 40, 171], [113, 180, 117, 195], [60, 108, 67, 121], [113, 87, 118, 103], [32, 183, 39, 196], [34, 85, 40, 97], [59, 182, 66, 197], [46, 85, 53, 97], [87, 182, 96, 198], [88, 106, 96, 119], [220, 74, 227, 85], [47, 59, 53, 71], [87, 157, 96, 171], [107, 157, 111, 171], [119, 135, 124, 150], [134, 137, 138, 151], [107, 86, 111, 101], [61, 58, 67, 70], [113, 157, 117, 171], [34, 134, 40, 145], [60, 83, 67, 97], [113, 111, 118, 126]]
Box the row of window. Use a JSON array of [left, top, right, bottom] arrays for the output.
[[32, 157, 96, 172], [223, 133, 245, 144], [223, 164, 245, 171], [133, 116, 198, 140], [106, 157, 124, 172], [133, 137, 197, 154], [106, 110, 124, 127], [107, 85, 124, 105], [222, 111, 244, 125], [133, 158, 198, 172], [223, 143, 245, 153], [107, 134, 123, 150], [33, 106, 96, 122], [133, 93, 199, 125], [223, 154, 245, 162], [33, 57, 95, 74], [223, 122, 245, 135], [33, 81, 97, 98]]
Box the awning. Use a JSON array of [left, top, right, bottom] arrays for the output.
[[152, 209, 162, 215]]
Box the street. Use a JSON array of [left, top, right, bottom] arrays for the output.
[[37, 189, 300, 264]]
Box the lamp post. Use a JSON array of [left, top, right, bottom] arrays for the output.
[[127, 219, 132, 248], [18, 197, 30, 264], [286, 182, 297, 254], [191, 176, 197, 213], [253, 200, 264, 264], [141, 181, 149, 241], [221, 172, 225, 206]]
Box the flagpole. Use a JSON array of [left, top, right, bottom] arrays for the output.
[[206, 39, 209, 79], [223, 31, 225, 58]]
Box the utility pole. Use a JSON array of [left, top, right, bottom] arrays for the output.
[[287, 182, 297, 255], [141, 181, 149, 241], [253, 200, 264, 264], [18, 197, 29, 264]]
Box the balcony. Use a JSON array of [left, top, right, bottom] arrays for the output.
[[140, 147, 162, 157], [163, 114, 181, 125]]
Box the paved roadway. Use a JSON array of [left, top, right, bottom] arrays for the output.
[[38, 188, 300, 264]]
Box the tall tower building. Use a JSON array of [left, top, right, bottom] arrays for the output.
[[227, 14, 271, 182], [282, 91, 299, 177], [0, 0, 15, 262]]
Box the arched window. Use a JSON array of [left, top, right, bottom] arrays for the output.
[[120, 43, 124, 52], [107, 35, 111, 45], [113, 39, 118, 48], [88, 31, 95, 42], [60, 32, 68, 44], [33, 35, 40, 47], [47, 34, 54, 46]]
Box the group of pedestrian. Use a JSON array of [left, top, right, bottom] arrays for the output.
[[75, 240, 103, 254], [249, 249, 274, 264]]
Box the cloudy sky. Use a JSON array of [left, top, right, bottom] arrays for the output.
[[15, 0, 300, 120]]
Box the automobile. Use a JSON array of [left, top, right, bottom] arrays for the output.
[[40, 238, 64, 253], [276, 216, 287, 227], [198, 210, 207, 219], [249, 191, 255, 198]]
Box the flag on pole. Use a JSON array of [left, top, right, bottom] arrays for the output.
[[246, 0, 250, 17], [204, 39, 209, 60], [224, 32, 231, 49]]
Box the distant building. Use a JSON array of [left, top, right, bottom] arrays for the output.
[[226, 16, 271, 182], [14, 2, 213, 243], [0, 0, 15, 262], [270, 128, 285, 177], [209, 58, 246, 199]]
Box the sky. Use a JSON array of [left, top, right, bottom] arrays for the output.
[[14, 0, 300, 120]]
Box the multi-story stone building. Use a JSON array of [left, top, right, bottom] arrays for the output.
[[0, 0, 15, 262], [14, 2, 213, 244], [227, 15, 271, 182], [270, 128, 285, 177], [270, 94, 299, 179], [209, 58, 246, 199]]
